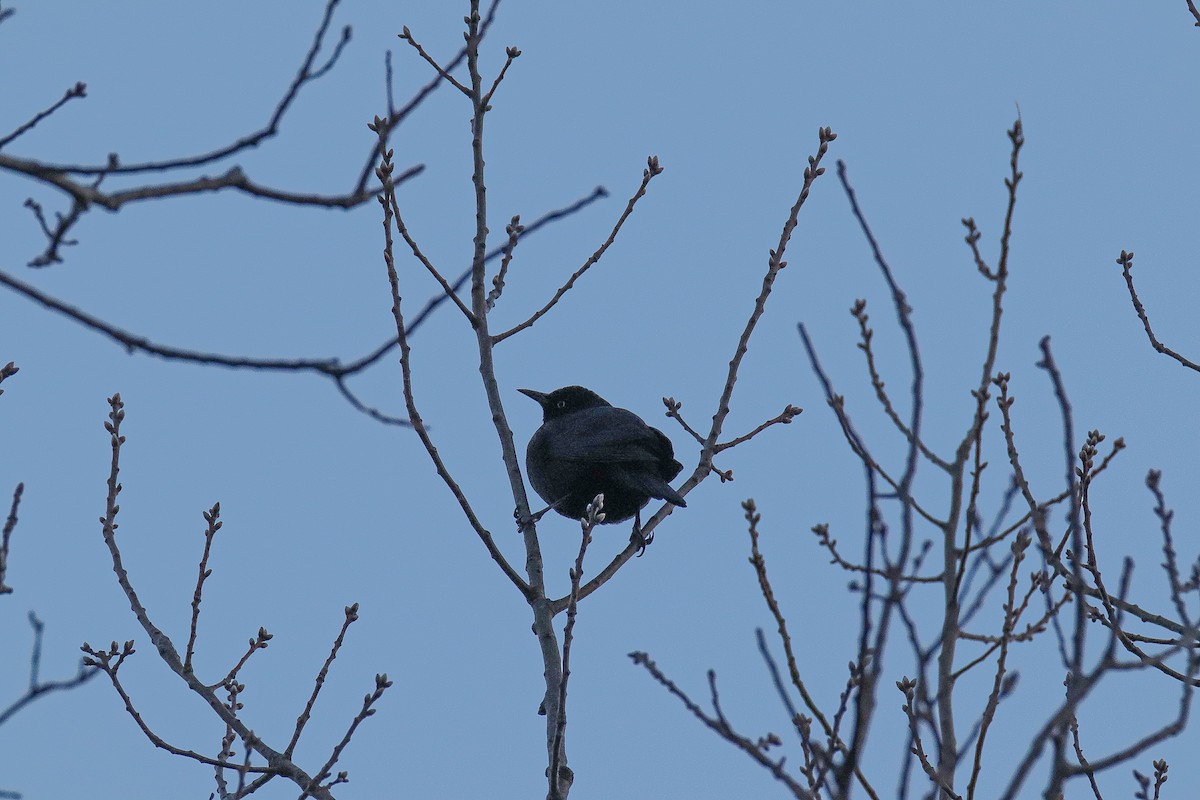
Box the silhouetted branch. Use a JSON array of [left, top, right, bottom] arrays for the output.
[[85, 394, 385, 797], [0, 612, 98, 727], [372, 126, 531, 601], [184, 503, 222, 674], [299, 672, 393, 800], [1186, 0, 1200, 26], [486, 215, 523, 311], [0, 482, 20, 595], [743, 500, 880, 800], [492, 156, 664, 345], [398, 25, 471, 95], [629, 651, 816, 799], [286, 604, 361, 758], [549, 497, 601, 800], [714, 404, 803, 453], [0, 185, 606, 425], [1116, 250, 1200, 372], [567, 128, 837, 607], [352, 0, 502, 194], [0, 81, 87, 150], [1, 1, 371, 266]]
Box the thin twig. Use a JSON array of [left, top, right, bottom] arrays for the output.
[[629, 651, 816, 799], [897, 678, 962, 800], [482, 46, 522, 108], [88, 395, 338, 798], [714, 405, 803, 453], [0, 613, 97, 727], [185, 503, 222, 674], [549, 497, 600, 800], [0, 483, 21, 595], [744, 500, 880, 800], [206, 628, 272, 690], [0, 185, 604, 425], [371, 126, 531, 600], [1116, 250, 1200, 372], [398, 25, 471, 95], [492, 157, 664, 344], [298, 673, 393, 800], [848, 298, 949, 471], [563, 129, 838, 607], [1186, 0, 1200, 26], [486, 215, 523, 311], [965, 533, 1030, 798], [23, 1, 349, 177], [352, 0, 502, 194], [387, 182, 476, 324], [286, 604, 360, 757], [0, 81, 87, 150]]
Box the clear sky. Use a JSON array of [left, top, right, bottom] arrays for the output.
[[2, 2, 1198, 798]]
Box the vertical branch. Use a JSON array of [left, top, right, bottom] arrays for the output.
[[836, 157, 932, 796], [965, 533, 1030, 799], [1035, 336, 1090, 785], [0, 483, 22, 596], [369, 122, 530, 600], [185, 503, 223, 674], [455, 1, 568, 788], [549, 497, 601, 800]]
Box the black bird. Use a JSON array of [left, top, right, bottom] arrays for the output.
[[519, 386, 686, 540]]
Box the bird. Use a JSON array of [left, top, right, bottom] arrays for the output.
[[519, 385, 686, 547]]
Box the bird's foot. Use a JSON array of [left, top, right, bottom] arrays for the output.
[[515, 504, 553, 532], [631, 511, 654, 556]]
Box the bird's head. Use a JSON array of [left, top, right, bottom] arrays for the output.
[[518, 385, 611, 421]]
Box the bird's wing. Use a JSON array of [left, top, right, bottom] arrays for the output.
[[547, 408, 672, 464]]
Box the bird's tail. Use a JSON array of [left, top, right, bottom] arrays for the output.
[[617, 468, 686, 508]]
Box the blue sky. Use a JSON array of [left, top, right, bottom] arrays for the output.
[[2, 2, 1199, 798]]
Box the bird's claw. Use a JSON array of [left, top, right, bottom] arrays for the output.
[[516, 503, 557, 532], [631, 511, 653, 556]]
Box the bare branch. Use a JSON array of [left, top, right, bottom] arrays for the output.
[[184, 503, 222, 674], [561, 128, 838, 605], [960, 217, 996, 280], [81, 640, 273, 773], [965, 532, 1030, 797], [0, 81, 87, 150], [1116, 250, 1200, 372], [0, 185, 604, 425], [492, 156, 664, 344], [662, 396, 706, 446], [482, 46, 522, 108], [0, 612, 98, 727], [371, 130, 531, 600], [299, 673, 393, 800], [848, 298, 950, 471], [398, 25, 471, 95], [87, 394, 346, 798], [486, 215, 523, 311], [385, 177, 476, 324], [629, 651, 816, 799], [287, 604, 360, 758], [0, 361, 17, 397], [0, 482, 21, 595], [897, 678, 961, 800], [352, 0, 503, 194], [549, 498, 601, 800], [1186, 0, 1200, 26], [22, 0, 351, 177], [744, 500, 880, 800], [714, 405, 803, 453]]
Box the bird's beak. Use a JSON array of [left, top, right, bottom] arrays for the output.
[[518, 388, 549, 407]]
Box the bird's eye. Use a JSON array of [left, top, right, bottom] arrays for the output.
[[556, 400, 566, 409]]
